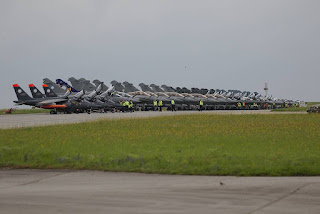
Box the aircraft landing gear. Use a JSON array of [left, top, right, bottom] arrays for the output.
[[50, 110, 57, 114]]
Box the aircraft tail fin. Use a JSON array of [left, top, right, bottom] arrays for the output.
[[56, 79, 79, 93], [29, 84, 45, 98], [42, 84, 58, 97], [13, 84, 32, 101], [43, 78, 66, 95]]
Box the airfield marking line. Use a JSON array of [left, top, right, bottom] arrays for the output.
[[248, 182, 318, 214]]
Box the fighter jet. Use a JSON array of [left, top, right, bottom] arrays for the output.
[[92, 86, 124, 111], [64, 82, 122, 113], [92, 80, 141, 105], [19, 81, 112, 114], [13, 84, 70, 111]]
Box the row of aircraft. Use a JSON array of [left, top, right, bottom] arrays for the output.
[[12, 77, 295, 114]]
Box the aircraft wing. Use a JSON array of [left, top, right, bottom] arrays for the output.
[[39, 98, 67, 104], [14, 102, 25, 106]]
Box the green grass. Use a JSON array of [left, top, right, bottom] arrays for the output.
[[0, 108, 50, 115], [1, 114, 320, 176], [272, 107, 309, 112], [306, 102, 320, 106], [272, 102, 320, 112]]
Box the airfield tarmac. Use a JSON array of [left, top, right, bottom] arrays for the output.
[[0, 110, 306, 129], [0, 169, 319, 214]]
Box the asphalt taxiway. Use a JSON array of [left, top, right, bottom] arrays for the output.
[[0, 110, 306, 129], [0, 169, 319, 214]]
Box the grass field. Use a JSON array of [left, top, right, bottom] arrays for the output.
[[0, 108, 50, 115], [272, 102, 320, 112], [306, 102, 320, 106], [1, 114, 320, 176], [272, 107, 309, 112]]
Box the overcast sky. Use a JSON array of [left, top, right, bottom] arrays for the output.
[[0, 0, 319, 108]]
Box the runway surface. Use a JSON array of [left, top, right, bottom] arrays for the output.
[[0, 110, 306, 129], [0, 169, 319, 214]]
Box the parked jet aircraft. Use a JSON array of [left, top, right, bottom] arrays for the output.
[[13, 84, 69, 109], [13, 77, 290, 113]]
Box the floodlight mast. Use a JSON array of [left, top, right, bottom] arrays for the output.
[[264, 83, 268, 98]]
